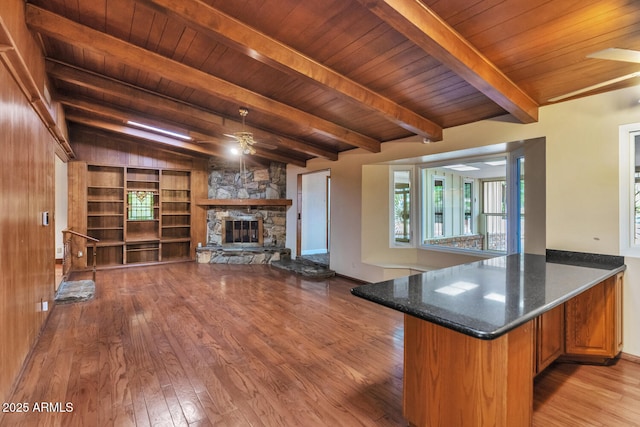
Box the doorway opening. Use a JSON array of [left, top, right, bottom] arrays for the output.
[[297, 170, 331, 267]]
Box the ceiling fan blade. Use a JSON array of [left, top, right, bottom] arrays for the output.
[[254, 140, 277, 150], [587, 48, 640, 63], [223, 133, 239, 140]]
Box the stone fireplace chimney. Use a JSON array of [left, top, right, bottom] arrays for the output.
[[196, 160, 291, 264]]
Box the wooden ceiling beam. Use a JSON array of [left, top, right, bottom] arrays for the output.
[[356, 0, 539, 124], [58, 93, 308, 167], [46, 61, 338, 161], [137, 0, 442, 141], [26, 4, 380, 152]]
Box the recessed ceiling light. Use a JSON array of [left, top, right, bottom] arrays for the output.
[[441, 164, 480, 171], [127, 121, 192, 141], [484, 160, 506, 166]]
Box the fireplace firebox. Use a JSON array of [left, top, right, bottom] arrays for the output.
[[222, 216, 263, 246]]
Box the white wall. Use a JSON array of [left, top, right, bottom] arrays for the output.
[[54, 155, 68, 259], [286, 84, 640, 357]]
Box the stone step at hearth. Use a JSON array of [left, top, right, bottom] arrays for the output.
[[55, 280, 96, 304], [271, 257, 335, 279]]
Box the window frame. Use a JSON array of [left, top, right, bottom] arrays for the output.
[[462, 179, 474, 235], [619, 122, 640, 257], [389, 166, 415, 248], [127, 190, 155, 221], [431, 175, 446, 238]]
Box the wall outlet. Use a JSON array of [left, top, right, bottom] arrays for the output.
[[77, 251, 83, 258], [42, 301, 48, 312], [56, 247, 63, 254]]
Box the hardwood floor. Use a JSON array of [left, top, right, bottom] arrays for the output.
[[2, 262, 639, 426]]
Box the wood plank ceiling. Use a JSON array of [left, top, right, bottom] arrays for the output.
[[25, 0, 640, 165]]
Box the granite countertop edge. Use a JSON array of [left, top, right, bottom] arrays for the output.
[[351, 252, 626, 340]]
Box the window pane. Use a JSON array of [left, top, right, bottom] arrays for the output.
[[483, 181, 506, 214], [635, 136, 640, 245], [463, 181, 473, 234], [433, 178, 444, 237], [394, 171, 411, 243], [128, 191, 154, 220], [483, 181, 506, 251]]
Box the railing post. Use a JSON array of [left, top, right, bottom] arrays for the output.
[[61, 228, 99, 283], [92, 241, 97, 283]]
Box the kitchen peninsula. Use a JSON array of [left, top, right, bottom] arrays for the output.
[[351, 252, 625, 427]]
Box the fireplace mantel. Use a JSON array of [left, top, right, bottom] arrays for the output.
[[196, 198, 292, 207]]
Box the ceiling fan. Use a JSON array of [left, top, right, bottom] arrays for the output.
[[195, 107, 278, 153], [548, 48, 640, 102]]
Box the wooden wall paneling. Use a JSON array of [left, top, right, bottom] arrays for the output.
[[191, 168, 208, 257], [29, 91, 55, 324], [0, 32, 55, 406], [70, 129, 197, 170], [67, 161, 88, 269], [0, 64, 31, 403]]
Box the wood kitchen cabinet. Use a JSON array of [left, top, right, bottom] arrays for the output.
[[535, 303, 564, 374], [563, 273, 623, 364]]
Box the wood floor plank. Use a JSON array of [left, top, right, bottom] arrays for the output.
[[3, 262, 640, 426]]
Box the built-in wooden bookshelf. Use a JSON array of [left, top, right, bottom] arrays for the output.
[[125, 167, 160, 263], [160, 170, 191, 262], [86, 165, 125, 266], [83, 165, 194, 267]]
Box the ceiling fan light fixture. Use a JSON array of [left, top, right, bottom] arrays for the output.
[[231, 107, 257, 155]]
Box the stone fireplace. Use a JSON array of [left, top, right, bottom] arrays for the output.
[[196, 160, 291, 264]]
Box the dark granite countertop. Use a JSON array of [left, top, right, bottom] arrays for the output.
[[351, 253, 625, 340]]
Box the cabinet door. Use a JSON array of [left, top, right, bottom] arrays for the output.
[[536, 304, 564, 374], [564, 275, 621, 363]]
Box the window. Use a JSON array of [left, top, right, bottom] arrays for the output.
[[463, 180, 473, 234], [619, 123, 640, 256], [392, 169, 412, 245], [433, 177, 445, 237], [482, 180, 507, 251], [421, 157, 512, 253], [128, 191, 155, 220]]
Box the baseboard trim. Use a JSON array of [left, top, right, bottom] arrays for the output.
[[620, 352, 640, 365]]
